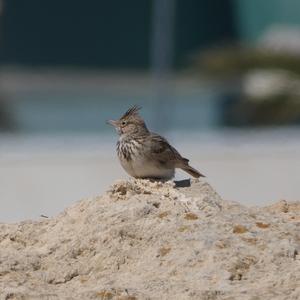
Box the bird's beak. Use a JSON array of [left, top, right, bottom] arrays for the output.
[[106, 119, 118, 127], [106, 119, 122, 135]]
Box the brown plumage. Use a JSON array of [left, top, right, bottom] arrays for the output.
[[107, 106, 205, 180]]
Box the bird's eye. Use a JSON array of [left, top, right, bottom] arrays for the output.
[[121, 121, 126, 126]]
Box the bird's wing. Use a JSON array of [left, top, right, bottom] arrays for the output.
[[145, 133, 187, 164]]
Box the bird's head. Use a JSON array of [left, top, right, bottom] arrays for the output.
[[107, 105, 148, 136]]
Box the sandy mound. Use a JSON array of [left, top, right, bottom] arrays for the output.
[[0, 179, 299, 300]]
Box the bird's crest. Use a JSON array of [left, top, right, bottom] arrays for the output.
[[120, 105, 142, 120]]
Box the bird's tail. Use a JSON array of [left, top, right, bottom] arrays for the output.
[[181, 164, 205, 178], [177, 157, 205, 178]]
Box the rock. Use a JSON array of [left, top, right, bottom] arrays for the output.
[[0, 179, 299, 299]]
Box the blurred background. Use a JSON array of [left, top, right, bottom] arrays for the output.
[[0, 0, 299, 222]]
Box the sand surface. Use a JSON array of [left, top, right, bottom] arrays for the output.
[[0, 179, 299, 299]]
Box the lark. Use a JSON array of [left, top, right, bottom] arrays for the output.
[[107, 106, 204, 180]]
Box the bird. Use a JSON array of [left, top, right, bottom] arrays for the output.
[[107, 105, 205, 180]]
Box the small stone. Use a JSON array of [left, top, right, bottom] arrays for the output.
[[178, 225, 190, 232], [233, 225, 248, 234], [158, 247, 171, 257], [158, 211, 169, 219], [256, 222, 270, 229], [184, 212, 198, 220]]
